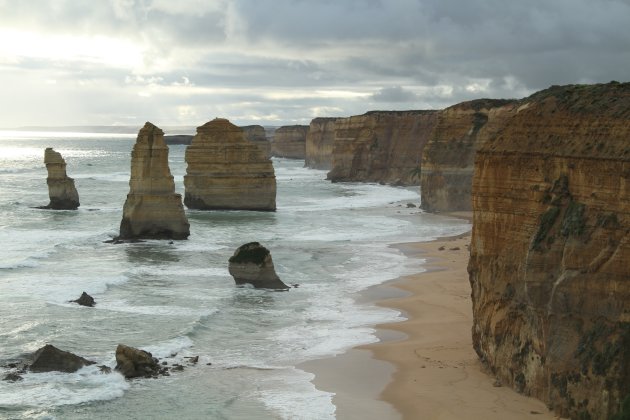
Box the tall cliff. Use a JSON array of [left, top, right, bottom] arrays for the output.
[[184, 118, 276, 211], [327, 111, 438, 185], [42, 148, 80, 210], [420, 99, 516, 212], [469, 82, 630, 419], [241, 125, 271, 159], [119, 122, 190, 240], [271, 125, 308, 159], [304, 117, 339, 170]]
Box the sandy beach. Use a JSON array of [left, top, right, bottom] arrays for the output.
[[303, 229, 559, 419]]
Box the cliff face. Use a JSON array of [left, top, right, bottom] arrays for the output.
[[271, 125, 308, 159], [420, 99, 516, 212], [304, 117, 339, 170], [241, 125, 271, 159], [184, 118, 276, 211], [119, 122, 189, 240], [42, 148, 80, 210], [469, 83, 630, 419], [327, 111, 438, 185]]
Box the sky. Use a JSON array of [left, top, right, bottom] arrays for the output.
[[0, 0, 629, 128]]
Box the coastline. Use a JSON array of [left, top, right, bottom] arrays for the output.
[[302, 216, 557, 419]]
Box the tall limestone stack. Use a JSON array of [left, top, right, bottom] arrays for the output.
[[184, 118, 276, 211], [468, 83, 630, 419], [271, 125, 308, 159], [118, 122, 190, 240], [304, 117, 339, 170], [42, 148, 80, 210], [241, 125, 271, 159], [327, 111, 438, 186], [420, 99, 516, 212]]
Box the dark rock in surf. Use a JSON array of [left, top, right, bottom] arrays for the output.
[[115, 344, 160, 379], [228, 242, 289, 290], [71, 291, 95, 307], [29, 344, 95, 373]]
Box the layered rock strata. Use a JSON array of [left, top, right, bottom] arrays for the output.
[[468, 83, 630, 419], [42, 148, 80, 209], [327, 111, 438, 185], [228, 242, 289, 290], [271, 125, 308, 159], [304, 117, 339, 170], [118, 122, 190, 240], [184, 118, 276, 211], [241, 125, 271, 159], [420, 99, 516, 212]]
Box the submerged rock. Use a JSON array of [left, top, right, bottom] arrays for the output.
[[118, 122, 190, 240], [184, 118, 276, 211], [228, 242, 289, 290], [115, 344, 160, 379], [71, 291, 95, 307], [29, 344, 95, 373], [41, 148, 80, 210]]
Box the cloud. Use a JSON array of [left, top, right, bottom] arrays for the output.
[[371, 86, 418, 103]]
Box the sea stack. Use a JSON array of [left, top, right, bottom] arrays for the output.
[[271, 125, 308, 159], [42, 148, 80, 210], [184, 118, 276, 211], [241, 125, 271, 159], [228, 242, 289, 290], [118, 122, 190, 240]]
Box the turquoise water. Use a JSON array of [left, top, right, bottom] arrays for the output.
[[0, 131, 469, 419]]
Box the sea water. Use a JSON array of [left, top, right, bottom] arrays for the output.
[[0, 131, 470, 419]]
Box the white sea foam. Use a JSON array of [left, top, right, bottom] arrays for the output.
[[96, 299, 217, 318]]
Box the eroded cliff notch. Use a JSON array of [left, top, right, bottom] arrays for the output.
[[42, 148, 80, 210], [118, 122, 190, 240], [468, 82, 630, 419], [184, 118, 277, 211]]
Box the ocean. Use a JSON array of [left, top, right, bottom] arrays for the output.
[[0, 131, 470, 419]]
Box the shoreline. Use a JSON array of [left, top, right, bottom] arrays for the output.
[[302, 215, 557, 419]]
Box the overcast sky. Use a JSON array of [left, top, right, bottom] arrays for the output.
[[1, 0, 629, 128]]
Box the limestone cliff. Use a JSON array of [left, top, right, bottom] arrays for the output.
[[469, 82, 630, 419], [327, 111, 438, 185], [241, 125, 271, 159], [184, 118, 276, 211], [118, 122, 190, 240], [271, 125, 308, 159], [420, 99, 516, 212], [304, 117, 339, 170], [42, 148, 80, 210]]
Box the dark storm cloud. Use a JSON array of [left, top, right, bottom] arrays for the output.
[[371, 86, 418, 102]]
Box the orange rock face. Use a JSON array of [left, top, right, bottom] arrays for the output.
[[327, 111, 438, 185], [271, 125, 309, 159], [469, 83, 630, 419], [305, 117, 339, 170], [420, 99, 516, 212], [43, 148, 80, 210]]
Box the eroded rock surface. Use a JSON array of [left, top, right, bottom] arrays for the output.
[[271, 125, 308, 159], [468, 82, 630, 419], [29, 344, 95, 373], [420, 99, 516, 212], [327, 111, 438, 185], [241, 125, 271, 159], [305, 117, 339, 170], [71, 291, 95, 307], [115, 344, 160, 378], [118, 122, 190, 240], [184, 118, 276, 211], [228, 242, 289, 290], [42, 148, 80, 210]]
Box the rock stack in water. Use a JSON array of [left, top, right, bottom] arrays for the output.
[[241, 125, 271, 159], [271, 125, 308, 159], [42, 148, 80, 209], [184, 118, 276, 211], [228, 242, 289, 290], [118, 122, 190, 240]]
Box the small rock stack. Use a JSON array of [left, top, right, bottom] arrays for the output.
[[42, 148, 80, 210]]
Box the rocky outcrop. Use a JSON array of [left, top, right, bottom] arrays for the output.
[[184, 118, 276, 211], [468, 83, 630, 419], [29, 344, 95, 373], [118, 122, 190, 240], [71, 291, 95, 307], [114, 344, 160, 378], [271, 125, 308, 159], [228, 242, 289, 290], [241, 125, 271, 159], [327, 111, 438, 185], [42, 148, 80, 210], [305, 117, 339, 170], [420, 99, 516, 212]]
